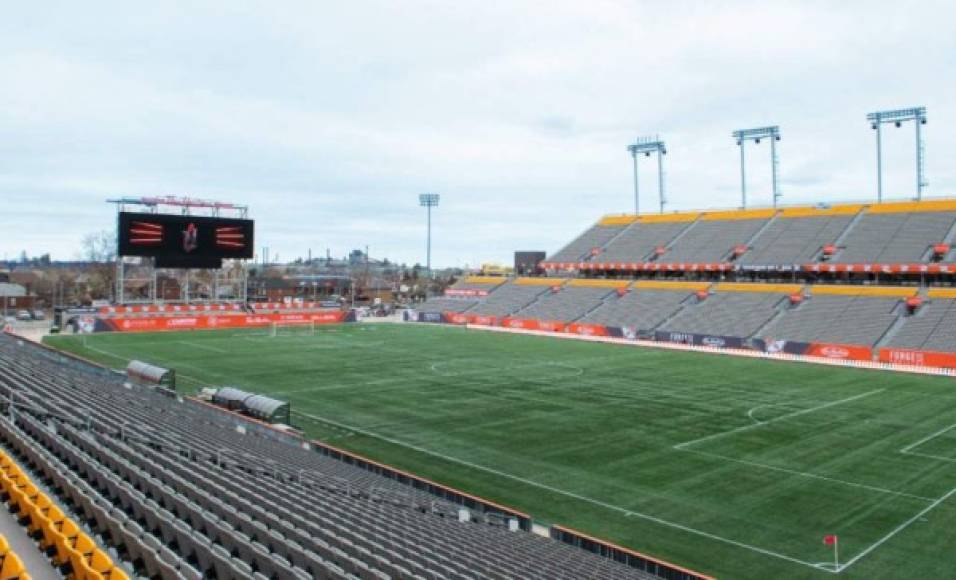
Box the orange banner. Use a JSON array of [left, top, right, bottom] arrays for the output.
[[878, 348, 956, 369], [806, 342, 872, 361], [566, 323, 610, 337], [105, 311, 349, 332], [467, 314, 498, 326], [499, 318, 566, 332], [444, 312, 469, 324]]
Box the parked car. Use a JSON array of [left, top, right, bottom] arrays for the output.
[[31, 310, 45, 320], [15, 310, 31, 321]]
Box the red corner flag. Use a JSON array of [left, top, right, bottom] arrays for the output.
[[823, 535, 838, 546]]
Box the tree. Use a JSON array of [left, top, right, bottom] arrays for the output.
[[80, 230, 117, 301]]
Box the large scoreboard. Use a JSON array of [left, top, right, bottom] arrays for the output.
[[118, 212, 254, 269]]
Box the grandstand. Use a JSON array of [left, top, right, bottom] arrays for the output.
[[577, 281, 703, 332], [0, 334, 663, 580], [659, 283, 799, 339], [542, 198, 956, 271]]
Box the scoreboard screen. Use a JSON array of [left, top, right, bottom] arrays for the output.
[[118, 212, 254, 269]]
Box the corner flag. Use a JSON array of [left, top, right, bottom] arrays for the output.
[[823, 535, 839, 569]]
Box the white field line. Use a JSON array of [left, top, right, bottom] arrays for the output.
[[899, 422, 956, 454], [294, 410, 838, 574], [903, 451, 956, 463], [681, 448, 935, 502], [673, 389, 886, 450], [836, 486, 956, 572]]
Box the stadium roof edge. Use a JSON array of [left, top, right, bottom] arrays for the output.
[[597, 196, 956, 225]]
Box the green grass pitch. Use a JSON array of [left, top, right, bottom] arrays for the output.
[[43, 323, 956, 579]]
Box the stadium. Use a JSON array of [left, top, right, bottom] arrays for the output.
[[3, 3, 956, 580]]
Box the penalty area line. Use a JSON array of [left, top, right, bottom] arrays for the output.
[[294, 409, 836, 574], [674, 389, 885, 450]]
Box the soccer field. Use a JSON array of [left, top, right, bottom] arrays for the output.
[[44, 323, 956, 579]]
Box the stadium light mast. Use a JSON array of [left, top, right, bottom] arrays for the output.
[[732, 126, 781, 209], [866, 107, 927, 202], [419, 193, 440, 275], [627, 136, 667, 214]]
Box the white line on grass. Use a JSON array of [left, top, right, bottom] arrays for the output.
[[178, 340, 227, 354], [294, 409, 840, 574], [680, 448, 935, 502], [899, 422, 956, 454], [673, 389, 886, 450], [835, 487, 956, 572]]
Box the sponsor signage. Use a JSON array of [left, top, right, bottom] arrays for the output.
[[878, 348, 956, 369], [805, 342, 872, 361], [655, 331, 743, 349], [91, 310, 350, 333]]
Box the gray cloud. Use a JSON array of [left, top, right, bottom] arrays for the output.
[[1, 1, 954, 266]]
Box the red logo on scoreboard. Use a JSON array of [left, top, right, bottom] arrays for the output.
[[182, 223, 199, 253]]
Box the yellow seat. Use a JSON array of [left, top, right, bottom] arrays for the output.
[[26, 495, 55, 536], [50, 518, 81, 566], [0, 535, 8, 556], [66, 533, 96, 579], [36, 504, 66, 548], [22, 493, 52, 527], [8, 482, 38, 518], [88, 550, 113, 577], [0, 550, 25, 580]]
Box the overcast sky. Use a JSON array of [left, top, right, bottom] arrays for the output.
[[2, 1, 955, 268]]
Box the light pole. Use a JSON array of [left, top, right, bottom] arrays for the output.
[[732, 126, 781, 208], [866, 107, 927, 202], [419, 194, 440, 275], [626, 136, 667, 214]]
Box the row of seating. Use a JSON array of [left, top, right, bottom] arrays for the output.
[[419, 279, 956, 351], [548, 201, 956, 266], [0, 336, 655, 579], [0, 442, 122, 580]]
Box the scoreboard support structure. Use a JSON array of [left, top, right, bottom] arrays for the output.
[[108, 196, 253, 305]]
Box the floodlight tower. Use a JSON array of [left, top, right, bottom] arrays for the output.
[[419, 193, 440, 275], [627, 136, 667, 214], [866, 107, 927, 202], [732, 126, 781, 209]]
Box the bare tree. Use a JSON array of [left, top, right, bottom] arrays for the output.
[[80, 230, 117, 301]]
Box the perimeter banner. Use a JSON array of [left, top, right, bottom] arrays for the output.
[[499, 318, 566, 332], [566, 323, 610, 337], [749, 338, 812, 355], [805, 342, 872, 361], [654, 331, 744, 349], [878, 348, 956, 368], [83, 310, 352, 333], [444, 312, 470, 324]]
